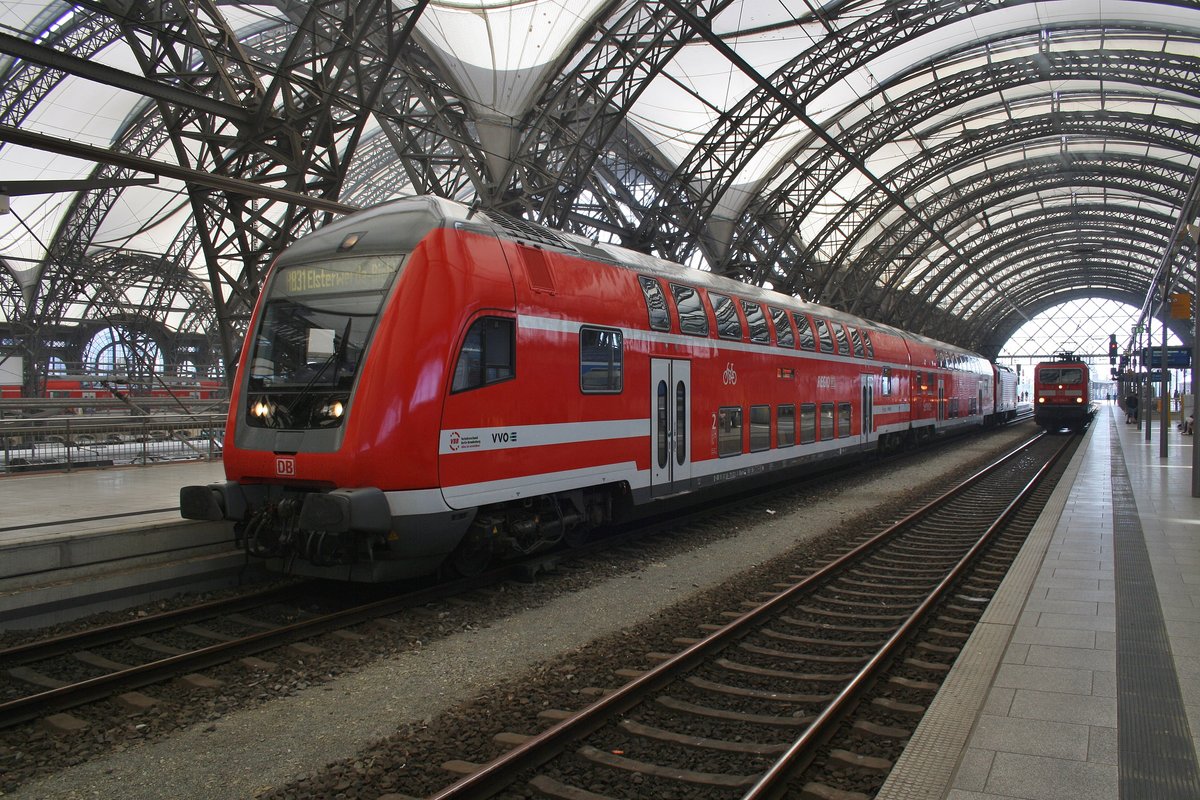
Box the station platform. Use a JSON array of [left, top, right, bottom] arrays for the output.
[[0, 460, 261, 630], [880, 402, 1200, 800]]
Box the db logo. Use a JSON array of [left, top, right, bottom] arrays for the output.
[[448, 431, 461, 451], [722, 362, 737, 385], [275, 456, 296, 477]]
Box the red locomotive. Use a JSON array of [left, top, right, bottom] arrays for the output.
[[182, 196, 1016, 581], [1033, 355, 1095, 432]]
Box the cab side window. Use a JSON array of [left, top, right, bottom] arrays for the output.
[[452, 317, 515, 392]]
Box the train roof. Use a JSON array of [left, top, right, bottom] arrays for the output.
[[286, 195, 987, 362]]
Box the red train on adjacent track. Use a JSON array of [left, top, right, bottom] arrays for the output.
[[182, 196, 1020, 582], [1033, 355, 1095, 432]]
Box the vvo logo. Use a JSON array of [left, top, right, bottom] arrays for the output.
[[491, 430, 519, 445], [275, 456, 296, 477]]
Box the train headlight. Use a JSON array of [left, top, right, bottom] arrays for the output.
[[251, 398, 274, 418], [1037, 397, 1045, 404], [1076, 397, 1083, 404], [320, 400, 345, 419]]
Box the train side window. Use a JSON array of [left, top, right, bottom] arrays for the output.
[[795, 314, 816, 351], [638, 276, 671, 332], [579, 326, 623, 394], [838, 402, 852, 437], [749, 405, 771, 451], [814, 318, 835, 353], [711, 293, 743, 340], [820, 402, 835, 439], [849, 327, 864, 357], [452, 316, 515, 392], [769, 307, 794, 348], [833, 324, 850, 355], [742, 301, 770, 344], [718, 406, 743, 456], [799, 404, 816, 443], [861, 330, 874, 358], [670, 284, 710, 335], [777, 404, 795, 447]]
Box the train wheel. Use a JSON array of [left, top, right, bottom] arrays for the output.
[[447, 522, 493, 577]]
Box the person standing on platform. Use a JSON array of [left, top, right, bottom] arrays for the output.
[[1125, 393, 1138, 423]]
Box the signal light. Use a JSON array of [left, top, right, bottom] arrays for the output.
[[1109, 334, 1118, 365]]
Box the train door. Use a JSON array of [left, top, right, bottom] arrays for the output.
[[937, 378, 945, 423], [860, 374, 874, 445], [651, 359, 692, 497]]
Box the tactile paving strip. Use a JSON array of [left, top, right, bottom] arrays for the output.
[[1110, 427, 1200, 799]]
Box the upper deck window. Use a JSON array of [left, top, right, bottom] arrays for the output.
[[769, 307, 794, 348], [849, 327, 864, 357], [861, 330, 874, 358], [711, 293, 743, 340], [670, 284, 709, 335], [833, 324, 850, 355], [638, 276, 671, 332], [741, 300, 770, 344], [814, 318, 835, 353], [796, 314, 816, 351]]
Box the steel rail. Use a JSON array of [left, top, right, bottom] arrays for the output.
[[0, 569, 504, 729], [0, 583, 306, 664], [741, 433, 1075, 798], [426, 431, 1053, 800]]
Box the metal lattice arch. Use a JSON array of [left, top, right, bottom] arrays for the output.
[[1, 0, 1199, 394]]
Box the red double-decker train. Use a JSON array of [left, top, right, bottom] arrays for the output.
[[182, 196, 1019, 582], [1033, 355, 1095, 432]]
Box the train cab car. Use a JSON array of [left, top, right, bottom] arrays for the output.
[[181, 195, 1002, 582], [1033, 356, 1094, 432]]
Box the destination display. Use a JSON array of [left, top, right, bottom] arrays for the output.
[[278, 256, 400, 297]]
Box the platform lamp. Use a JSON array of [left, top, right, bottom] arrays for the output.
[[1187, 222, 1200, 498]]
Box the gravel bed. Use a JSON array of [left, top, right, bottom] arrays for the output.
[[0, 425, 1036, 799]]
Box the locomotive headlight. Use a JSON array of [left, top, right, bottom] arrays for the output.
[[1076, 397, 1083, 404], [1037, 397, 1045, 404]]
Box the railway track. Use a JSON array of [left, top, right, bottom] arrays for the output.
[[420, 431, 1075, 800], [1, 421, 1030, 735]]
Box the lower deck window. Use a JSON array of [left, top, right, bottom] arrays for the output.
[[749, 405, 770, 452], [838, 402, 852, 437], [800, 404, 816, 443], [718, 407, 743, 457], [820, 402, 835, 440], [778, 404, 795, 447]]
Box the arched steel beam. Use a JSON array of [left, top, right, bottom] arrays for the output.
[[731, 42, 1200, 291], [492, 0, 735, 243], [835, 153, 1195, 334], [630, 3, 1200, 261]]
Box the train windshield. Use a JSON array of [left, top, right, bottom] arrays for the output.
[[1039, 367, 1083, 384], [244, 255, 402, 428], [249, 255, 401, 390]]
